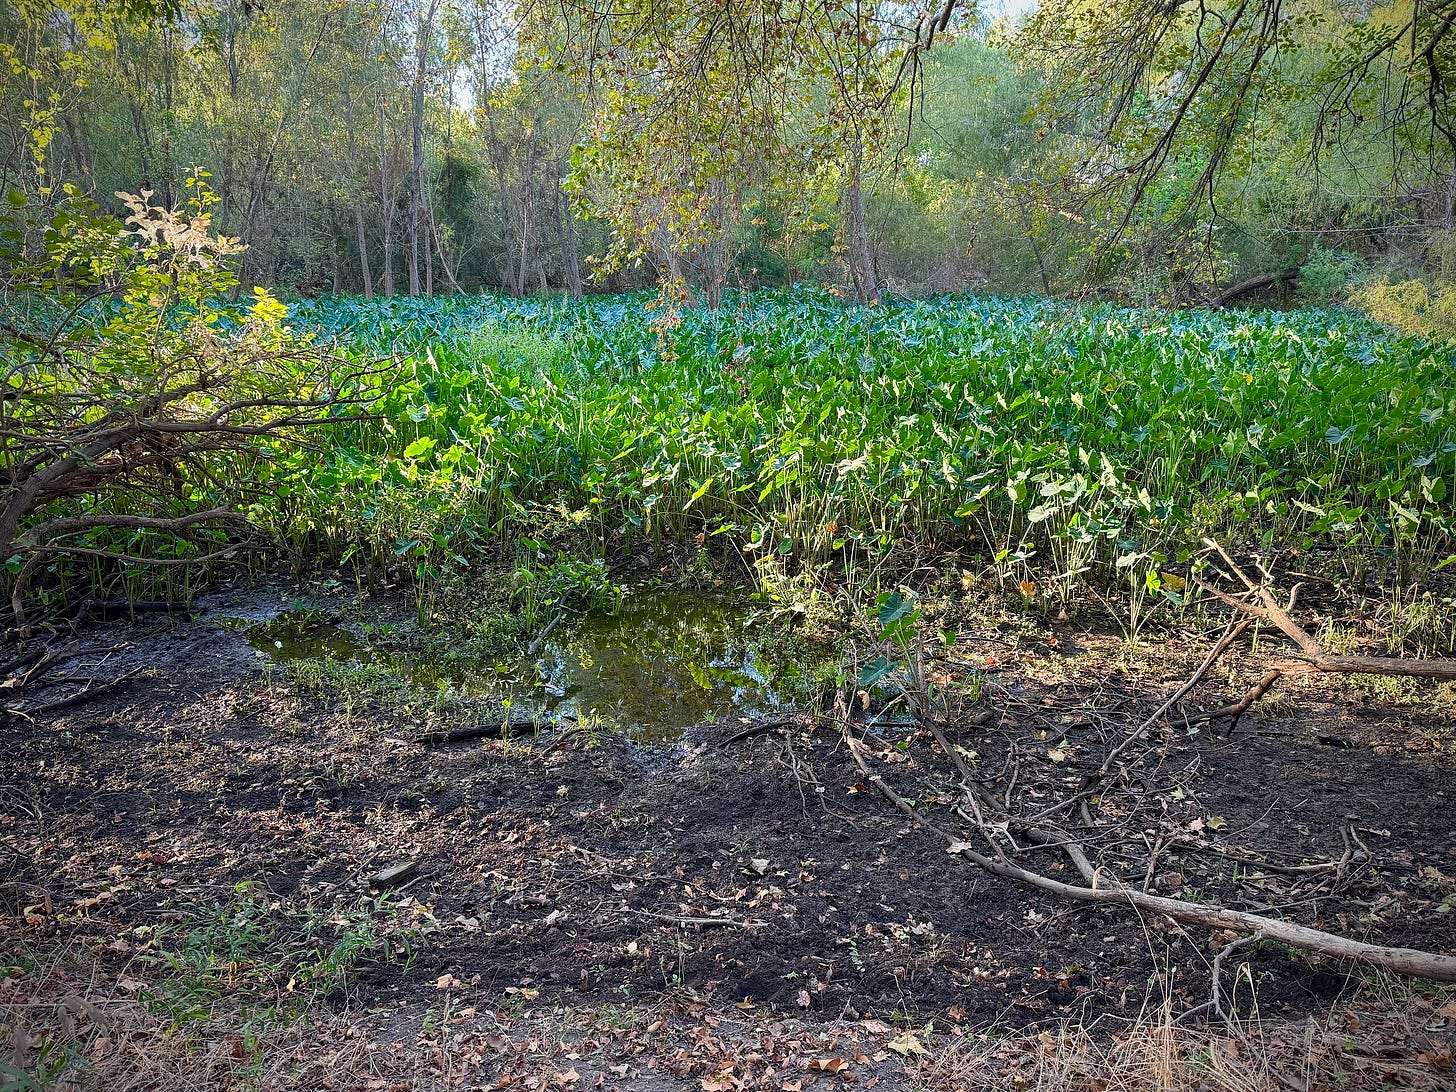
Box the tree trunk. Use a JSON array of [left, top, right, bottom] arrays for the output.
[[514, 143, 536, 297], [1023, 212, 1053, 297], [557, 175, 583, 299], [158, 25, 175, 208], [356, 203, 373, 299], [380, 100, 394, 298], [477, 112, 516, 291], [846, 141, 879, 305], [220, 15, 239, 223], [704, 178, 727, 311], [1212, 267, 1301, 308], [429, 197, 463, 293], [408, 0, 440, 297]]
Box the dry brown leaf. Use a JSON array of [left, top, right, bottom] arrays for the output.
[[887, 1032, 930, 1057]]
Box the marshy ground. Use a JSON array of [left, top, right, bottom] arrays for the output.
[[3, 566, 1455, 1090]]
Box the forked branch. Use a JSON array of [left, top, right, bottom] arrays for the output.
[[846, 732, 1456, 983], [1193, 539, 1456, 722]]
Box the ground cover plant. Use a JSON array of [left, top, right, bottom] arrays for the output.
[[257, 291, 1456, 626], [10, 286, 1454, 627]]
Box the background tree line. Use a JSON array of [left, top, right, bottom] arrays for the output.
[[0, 0, 1452, 329]]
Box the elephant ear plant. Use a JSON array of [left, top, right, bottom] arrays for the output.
[[0, 176, 380, 636]]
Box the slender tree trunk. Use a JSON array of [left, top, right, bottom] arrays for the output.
[[517, 189, 531, 296], [489, 156, 517, 293], [1018, 204, 1052, 297], [473, 52, 517, 292], [408, 0, 440, 296], [513, 143, 536, 296], [159, 24, 175, 208], [220, 14, 239, 223], [355, 203, 373, 299], [59, 111, 95, 185], [429, 196, 463, 293], [379, 100, 394, 298], [127, 100, 152, 191], [847, 141, 879, 305], [557, 176, 583, 299], [705, 178, 728, 311]]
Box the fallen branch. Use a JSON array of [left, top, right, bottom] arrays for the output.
[[525, 610, 567, 658], [1209, 266, 1301, 308], [0, 641, 82, 691], [14, 668, 145, 719], [367, 861, 420, 889], [69, 599, 193, 624], [417, 721, 514, 748], [845, 732, 1456, 983], [1194, 539, 1456, 723], [718, 717, 796, 749], [1097, 614, 1252, 775]]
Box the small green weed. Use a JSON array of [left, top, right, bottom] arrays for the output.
[[148, 882, 401, 1028]]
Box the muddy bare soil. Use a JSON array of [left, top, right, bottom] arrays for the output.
[[4, 581, 1456, 1088]]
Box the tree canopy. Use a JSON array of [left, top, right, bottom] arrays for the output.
[[0, 0, 1450, 322]]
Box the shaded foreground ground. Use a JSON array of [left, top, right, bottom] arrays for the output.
[[2, 579, 1455, 1090]]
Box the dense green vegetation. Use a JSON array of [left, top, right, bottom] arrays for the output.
[[4, 192, 1453, 633], [6, 11, 1456, 1085], [245, 293, 1455, 616]]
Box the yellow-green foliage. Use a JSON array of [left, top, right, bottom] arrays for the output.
[[1351, 277, 1456, 340]]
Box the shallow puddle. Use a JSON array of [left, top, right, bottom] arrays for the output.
[[512, 593, 833, 742], [230, 592, 835, 742], [242, 610, 368, 663]]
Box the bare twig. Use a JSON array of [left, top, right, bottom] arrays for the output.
[[1193, 539, 1456, 722], [845, 730, 1456, 983]]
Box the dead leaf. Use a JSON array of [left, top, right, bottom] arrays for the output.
[[887, 1032, 929, 1057], [1417, 1048, 1453, 1069], [808, 1058, 850, 1073], [434, 973, 461, 989]]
